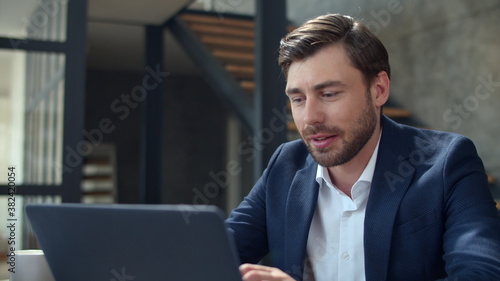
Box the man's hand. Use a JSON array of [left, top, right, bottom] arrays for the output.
[[239, 263, 296, 281]]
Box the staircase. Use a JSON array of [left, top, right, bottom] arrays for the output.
[[177, 11, 497, 201], [179, 11, 413, 138], [180, 12, 256, 96]]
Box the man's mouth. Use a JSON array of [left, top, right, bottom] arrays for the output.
[[309, 134, 337, 149]]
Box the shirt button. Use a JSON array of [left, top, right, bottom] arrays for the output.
[[344, 212, 352, 218], [342, 253, 350, 260]]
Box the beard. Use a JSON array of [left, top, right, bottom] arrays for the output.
[[301, 90, 378, 167]]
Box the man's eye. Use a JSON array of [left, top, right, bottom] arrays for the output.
[[323, 92, 338, 98], [291, 97, 304, 104]]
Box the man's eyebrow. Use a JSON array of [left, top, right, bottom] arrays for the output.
[[286, 80, 346, 96], [313, 80, 346, 91], [285, 87, 302, 96]]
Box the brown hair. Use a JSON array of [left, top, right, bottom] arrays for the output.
[[278, 14, 391, 87]]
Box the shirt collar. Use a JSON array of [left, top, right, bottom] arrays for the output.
[[316, 130, 382, 188]]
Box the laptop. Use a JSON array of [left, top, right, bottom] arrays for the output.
[[25, 203, 242, 281]]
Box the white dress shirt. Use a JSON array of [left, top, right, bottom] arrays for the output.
[[305, 134, 381, 281]]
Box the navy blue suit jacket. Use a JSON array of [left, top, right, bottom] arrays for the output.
[[226, 116, 500, 281]]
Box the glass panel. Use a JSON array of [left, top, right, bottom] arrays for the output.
[[0, 49, 65, 185], [0, 0, 67, 42]]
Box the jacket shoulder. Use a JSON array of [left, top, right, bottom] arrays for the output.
[[381, 116, 475, 157]]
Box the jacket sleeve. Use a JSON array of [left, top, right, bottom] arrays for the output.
[[225, 143, 286, 264], [441, 136, 500, 280]]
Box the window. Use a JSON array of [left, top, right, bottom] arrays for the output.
[[0, 0, 87, 253]]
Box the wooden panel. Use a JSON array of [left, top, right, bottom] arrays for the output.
[[488, 174, 494, 184], [188, 23, 254, 38], [200, 35, 254, 49], [225, 64, 255, 79], [240, 80, 255, 91], [181, 13, 255, 29], [213, 50, 255, 63], [383, 107, 411, 118]]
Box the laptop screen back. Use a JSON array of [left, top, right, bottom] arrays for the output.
[[25, 204, 242, 281]]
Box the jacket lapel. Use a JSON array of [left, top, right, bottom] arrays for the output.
[[284, 155, 319, 280], [364, 116, 415, 281]]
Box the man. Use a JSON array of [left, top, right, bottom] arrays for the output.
[[226, 14, 500, 281]]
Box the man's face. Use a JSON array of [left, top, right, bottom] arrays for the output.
[[286, 44, 379, 167]]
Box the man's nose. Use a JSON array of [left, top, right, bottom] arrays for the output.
[[303, 98, 325, 125]]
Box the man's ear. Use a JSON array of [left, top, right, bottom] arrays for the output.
[[371, 71, 390, 108]]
